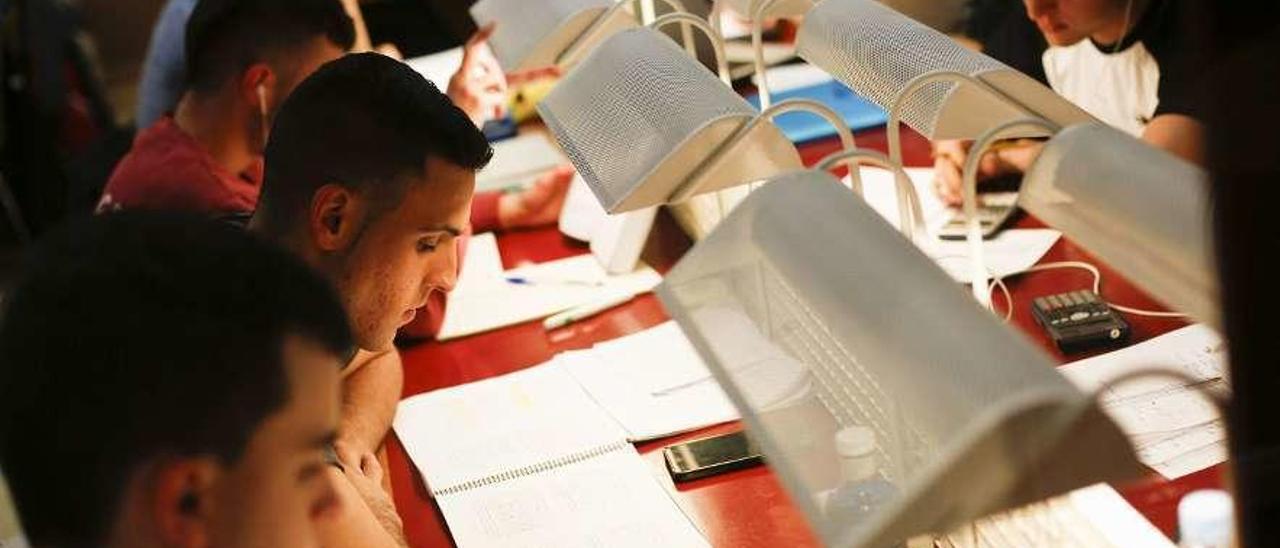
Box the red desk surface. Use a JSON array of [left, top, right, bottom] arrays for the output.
[[388, 126, 1223, 547]]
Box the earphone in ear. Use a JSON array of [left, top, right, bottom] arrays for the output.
[[256, 84, 268, 119], [256, 83, 270, 147]]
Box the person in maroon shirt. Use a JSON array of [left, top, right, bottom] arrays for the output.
[[101, 0, 572, 338], [101, 0, 570, 232]]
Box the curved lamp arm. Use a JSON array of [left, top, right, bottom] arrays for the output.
[[815, 148, 926, 243], [751, 0, 786, 109], [631, 0, 696, 56], [651, 12, 732, 85], [961, 117, 1059, 308], [709, 0, 725, 36], [668, 98, 858, 203]]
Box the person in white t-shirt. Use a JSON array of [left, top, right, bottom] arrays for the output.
[[934, 0, 1203, 205]]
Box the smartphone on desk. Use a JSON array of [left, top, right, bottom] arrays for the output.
[[664, 431, 764, 483]]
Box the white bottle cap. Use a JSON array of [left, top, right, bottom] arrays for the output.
[[835, 427, 878, 482], [836, 426, 876, 458], [1178, 489, 1234, 547]]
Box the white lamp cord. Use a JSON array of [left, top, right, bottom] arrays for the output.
[[981, 261, 1190, 323]]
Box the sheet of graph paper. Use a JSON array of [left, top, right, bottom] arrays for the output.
[[1057, 324, 1228, 479]]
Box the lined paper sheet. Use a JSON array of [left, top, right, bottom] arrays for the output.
[[1058, 325, 1228, 479], [394, 363, 629, 493], [436, 448, 709, 548], [561, 323, 740, 441], [440, 245, 662, 340]]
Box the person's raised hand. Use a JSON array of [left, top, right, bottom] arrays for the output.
[[448, 23, 508, 127]]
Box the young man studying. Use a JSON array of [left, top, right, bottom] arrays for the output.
[[0, 213, 363, 547], [248, 52, 497, 541], [110, 0, 569, 229]]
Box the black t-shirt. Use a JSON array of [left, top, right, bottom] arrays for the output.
[[980, 0, 1201, 131]]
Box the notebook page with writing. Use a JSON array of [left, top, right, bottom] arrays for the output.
[[436, 449, 709, 548], [560, 323, 740, 441], [1057, 324, 1228, 479], [394, 362, 629, 495]]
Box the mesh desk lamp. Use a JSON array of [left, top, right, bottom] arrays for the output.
[[470, 0, 697, 73], [795, 0, 1098, 304], [1019, 123, 1220, 328], [656, 171, 1143, 547], [538, 24, 861, 239]]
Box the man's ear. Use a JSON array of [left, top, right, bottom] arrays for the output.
[[150, 457, 222, 548], [239, 63, 277, 112], [310, 184, 365, 253]]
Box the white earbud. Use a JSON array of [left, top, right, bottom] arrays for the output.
[[256, 84, 269, 118], [256, 83, 270, 147]]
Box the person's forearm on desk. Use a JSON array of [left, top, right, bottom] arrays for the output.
[[335, 349, 402, 460], [1142, 113, 1205, 166]]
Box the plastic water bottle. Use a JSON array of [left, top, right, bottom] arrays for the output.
[[823, 426, 899, 525], [1178, 489, 1234, 548]]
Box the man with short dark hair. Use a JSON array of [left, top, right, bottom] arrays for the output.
[[251, 55, 492, 537], [101, 0, 356, 216], [122, 0, 570, 233], [0, 212, 357, 547]]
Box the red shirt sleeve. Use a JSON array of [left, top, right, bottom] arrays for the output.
[[470, 191, 503, 234]]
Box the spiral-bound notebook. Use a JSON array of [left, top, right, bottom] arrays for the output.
[[395, 364, 710, 547]]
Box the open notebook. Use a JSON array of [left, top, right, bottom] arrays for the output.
[[394, 323, 737, 546], [395, 364, 710, 547]]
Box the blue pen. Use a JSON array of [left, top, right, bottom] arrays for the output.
[[505, 276, 603, 287]]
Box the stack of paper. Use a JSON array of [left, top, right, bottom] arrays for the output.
[[1057, 324, 1228, 479], [439, 233, 663, 340]]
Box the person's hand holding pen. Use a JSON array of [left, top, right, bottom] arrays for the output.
[[932, 139, 1045, 206]]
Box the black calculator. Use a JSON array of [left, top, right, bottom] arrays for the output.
[[1031, 290, 1130, 353]]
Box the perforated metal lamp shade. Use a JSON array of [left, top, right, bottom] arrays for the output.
[[1021, 123, 1220, 328], [657, 170, 1141, 547], [795, 0, 1095, 141], [470, 0, 620, 72], [537, 27, 802, 215]]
